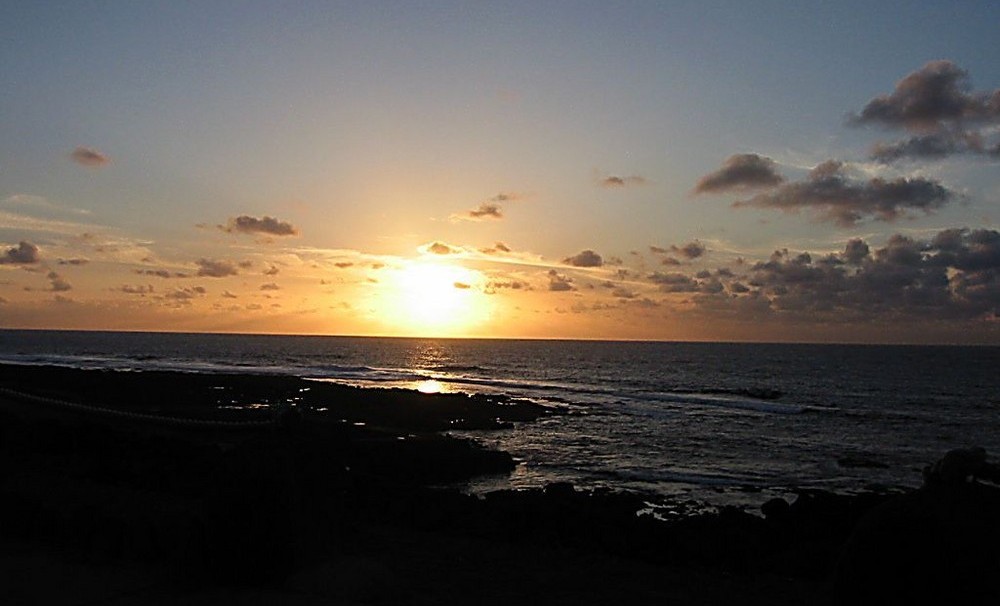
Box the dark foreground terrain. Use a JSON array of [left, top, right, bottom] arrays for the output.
[[1, 364, 998, 604]]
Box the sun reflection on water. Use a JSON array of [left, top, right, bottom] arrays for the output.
[[416, 379, 445, 394]]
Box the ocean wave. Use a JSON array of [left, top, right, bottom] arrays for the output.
[[614, 468, 768, 488], [625, 391, 808, 415], [425, 364, 488, 373]]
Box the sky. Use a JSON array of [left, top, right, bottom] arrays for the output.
[[2, 1, 999, 343]]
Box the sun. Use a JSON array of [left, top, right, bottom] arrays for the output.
[[376, 261, 492, 335]]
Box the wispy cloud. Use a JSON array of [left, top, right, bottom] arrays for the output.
[[70, 146, 110, 167], [600, 175, 647, 188]]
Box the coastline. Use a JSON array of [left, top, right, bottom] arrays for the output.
[[1, 363, 997, 604]]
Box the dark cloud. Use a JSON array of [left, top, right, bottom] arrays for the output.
[[611, 287, 638, 299], [843, 239, 871, 265], [222, 290, 238, 299], [649, 246, 668, 254], [733, 160, 953, 226], [671, 240, 707, 259], [869, 131, 988, 163], [648, 271, 699, 293], [850, 61, 999, 132], [601, 175, 646, 188], [264, 265, 280, 275], [334, 262, 354, 269], [693, 154, 785, 194], [467, 203, 503, 220], [851, 61, 1000, 163], [46, 271, 71, 292], [490, 192, 522, 203], [57, 258, 89, 266], [196, 258, 239, 278], [485, 279, 527, 294], [0, 241, 40, 265], [695, 228, 1000, 321], [165, 286, 207, 301], [260, 283, 281, 291], [70, 146, 110, 167], [222, 215, 299, 237], [425, 241, 459, 255], [117, 285, 154, 295], [135, 268, 188, 279], [547, 270, 574, 292], [480, 242, 512, 255], [563, 249, 603, 267]]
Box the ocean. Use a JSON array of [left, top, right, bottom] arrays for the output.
[[1, 329, 998, 507]]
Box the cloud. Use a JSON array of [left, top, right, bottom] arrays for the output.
[[222, 290, 238, 299], [600, 175, 647, 188], [671, 240, 707, 259], [648, 271, 699, 292], [843, 239, 871, 265], [850, 61, 999, 133], [165, 286, 207, 301], [733, 160, 953, 226], [264, 265, 280, 275], [334, 262, 354, 269], [46, 271, 71, 292], [453, 193, 522, 222], [0, 241, 41, 265], [70, 146, 110, 167], [196, 258, 239, 278], [869, 131, 990, 163], [492, 192, 522, 203], [695, 228, 1000, 321], [117, 285, 154, 295], [693, 154, 785, 194], [485, 279, 528, 294], [547, 270, 574, 291], [222, 215, 299, 237], [466, 203, 503, 220], [2, 194, 90, 216], [260, 283, 280, 291], [480, 242, 513, 255], [423, 241, 460, 255], [135, 268, 188, 279], [850, 61, 1000, 163], [563, 249, 603, 267], [57, 258, 89, 266], [453, 282, 471, 289]]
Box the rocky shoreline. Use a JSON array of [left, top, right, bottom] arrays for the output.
[[1, 364, 997, 604]]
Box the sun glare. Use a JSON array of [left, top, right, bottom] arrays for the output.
[[377, 261, 492, 335]]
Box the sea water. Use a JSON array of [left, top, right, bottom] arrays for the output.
[[1, 329, 998, 506]]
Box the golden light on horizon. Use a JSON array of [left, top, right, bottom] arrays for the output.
[[375, 260, 493, 336]]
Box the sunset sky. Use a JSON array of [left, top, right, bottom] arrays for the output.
[[2, 2, 999, 343]]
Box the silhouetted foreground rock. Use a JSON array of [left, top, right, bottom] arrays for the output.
[[1, 364, 998, 604]]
